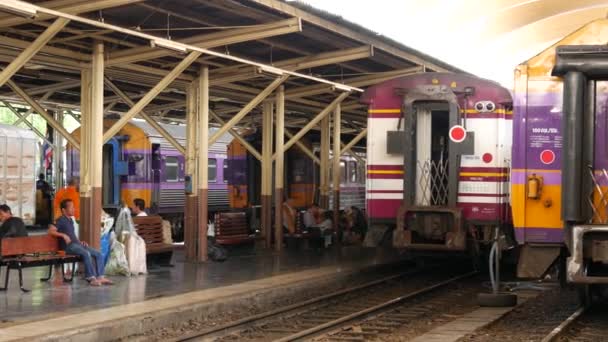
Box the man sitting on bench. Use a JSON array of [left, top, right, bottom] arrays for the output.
[[48, 199, 113, 286], [0, 204, 28, 238]]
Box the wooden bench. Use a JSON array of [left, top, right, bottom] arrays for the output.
[[213, 212, 255, 245], [132, 215, 173, 265], [0, 235, 81, 292]]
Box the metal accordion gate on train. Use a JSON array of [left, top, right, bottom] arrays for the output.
[[362, 73, 513, 251]]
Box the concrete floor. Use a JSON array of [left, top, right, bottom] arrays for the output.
[[0, 245, 401, 326]]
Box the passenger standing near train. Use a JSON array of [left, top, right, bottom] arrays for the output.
[[54, 177, 80, 221], [48, 199, 113, 286], [131, 198, 148, 217], [0, 204, 28, 238]]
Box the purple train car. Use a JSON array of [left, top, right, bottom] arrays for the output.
[[512, 18, 608, 302], [66, 120, 232, 239]]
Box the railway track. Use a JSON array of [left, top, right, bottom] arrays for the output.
[[173, 265, 476, 342], [542, 305, 608, 342]]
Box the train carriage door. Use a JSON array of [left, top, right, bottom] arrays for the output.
[[414, 104, 450, 206], [151, 144, 161, 210], [102, 138, 128, 209], [397, 84, 470, 250]]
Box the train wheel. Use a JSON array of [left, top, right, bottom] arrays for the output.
[[477, 293, 517, 307]]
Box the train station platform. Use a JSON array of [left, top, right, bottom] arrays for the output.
[[0, 246, 407, 341]]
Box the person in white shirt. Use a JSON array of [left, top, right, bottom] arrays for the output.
[[132, 198, 148, 217]]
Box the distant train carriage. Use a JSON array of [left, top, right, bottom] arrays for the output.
[[66, 120, 232, 240], [361, 73, 513, 251], [226, 132, 366, 219], [512, 18, 608, 300]]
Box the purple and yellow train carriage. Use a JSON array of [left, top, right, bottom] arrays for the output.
[[66, 120, 232, 239], [512, 18, 608, 298], [361, 73, 513, 251]]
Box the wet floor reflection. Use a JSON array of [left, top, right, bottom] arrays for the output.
[[0, 246, 401, 324]]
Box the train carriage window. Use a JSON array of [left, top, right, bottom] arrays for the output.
[[349, 161, 357, 183], [209, 158, 217, 182], [223, 161, 228, 183], [340, 161, 346, 182], [165, 156, 179, 182]]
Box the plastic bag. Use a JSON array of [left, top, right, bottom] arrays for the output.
[[100, 231, 112, 267], [208, 240, 227, 262], [105, 236, 130, 276], [161, 220, 173, 244], [101, 211, 114, 236], [124, 233, 147, 275], [115, 207, 135, 237]]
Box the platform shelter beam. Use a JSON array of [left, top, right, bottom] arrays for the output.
[[1, 101, 51, 145], [184, 81, 199, 262], [209, 75, 288, 145], [104, 78, 186, 155], [277, 91, 349, 158], [209, 110, 262, 161], [0, 0, 143, 28], [11, 92, 54, 126], [197, 66, 210, 262], [284, 129, 320, 165], [319, 116, 330, 209], [332, 103, 341, 233], [211, 45, 373, 85], [274, 85, 285, 252], [0, 17, 68, 88], [262, 101, 273, 248], [103, 51, 202, 144], [285, 67, 422, 99], [107, 18, 301, 66], [6, 80, 80, 149]]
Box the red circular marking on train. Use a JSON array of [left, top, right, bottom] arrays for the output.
[[540, 150, 555, 165], [482, 153, 493, 163], [449, 125, 466, 143]]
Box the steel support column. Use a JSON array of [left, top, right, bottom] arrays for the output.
[[319, 116, 330, 209], [184, 81, 198, 262], [197, 66, 210, 262], [79, 69, 91, 236], [274, 85, 285, 252], [81, 41, 104, 249], [261, 101, 273, 248], [332, 103, 341, 233]]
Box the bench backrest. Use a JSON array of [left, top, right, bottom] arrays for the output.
[[214, 212, 249, 236], [133, 215, 164, 245], [1, 235, 60, 257]]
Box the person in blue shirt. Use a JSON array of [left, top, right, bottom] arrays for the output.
[[48, 199, 113, 286]]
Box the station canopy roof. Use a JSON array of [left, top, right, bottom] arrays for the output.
[[0, 0, 465, 137]]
